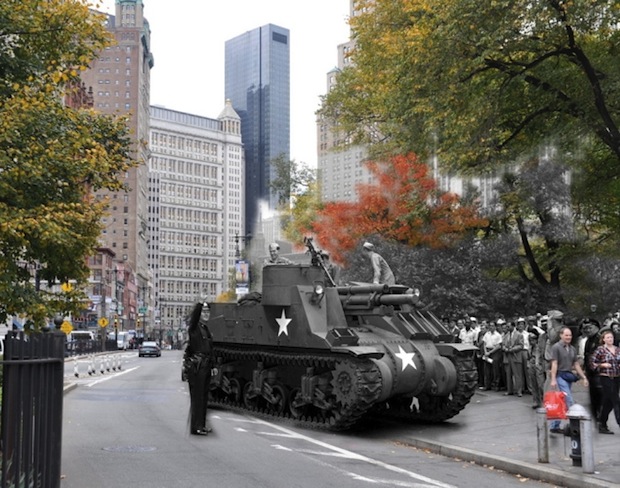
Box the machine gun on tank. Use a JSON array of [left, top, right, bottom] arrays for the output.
[[303, 236, 336, 287]]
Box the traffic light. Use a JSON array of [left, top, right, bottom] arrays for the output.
[[137, 317, 141, 327], [114, 314, 118, 330]]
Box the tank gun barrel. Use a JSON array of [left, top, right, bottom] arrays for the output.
[[339, 291, 420, 308], [336, 284, 388, 295]]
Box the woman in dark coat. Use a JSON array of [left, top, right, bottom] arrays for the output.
[[184, 302, 214, 436]]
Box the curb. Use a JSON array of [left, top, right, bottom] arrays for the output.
[[400, 437, 612, 488], [63, 382, 77, 395]]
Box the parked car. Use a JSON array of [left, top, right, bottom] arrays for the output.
[[138, 341, 161, 357]]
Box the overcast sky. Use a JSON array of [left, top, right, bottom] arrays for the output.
[[99, 0, 351, 167]]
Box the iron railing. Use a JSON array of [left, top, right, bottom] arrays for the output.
[[1, 331, 65, 488]]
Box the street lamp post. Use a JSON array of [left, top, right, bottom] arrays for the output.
[[234, 231, 252, 258]]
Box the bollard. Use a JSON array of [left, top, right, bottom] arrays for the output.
[[536, 407, 549, 463], [566, 404, 595, 473]]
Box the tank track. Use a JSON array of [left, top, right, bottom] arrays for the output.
[[208, 345, 382, 430], [373, 352, 478, 423]]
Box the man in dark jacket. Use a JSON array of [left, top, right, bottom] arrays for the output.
[[184, 302, 215, 436]]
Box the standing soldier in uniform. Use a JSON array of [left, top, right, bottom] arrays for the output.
[[184, 302, 215, 436], [362, 242, 395, 286]]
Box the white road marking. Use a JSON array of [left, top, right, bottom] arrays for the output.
[[252, 418, 457, 488]]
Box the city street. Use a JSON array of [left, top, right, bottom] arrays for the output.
[[60, 351, 557, 488]]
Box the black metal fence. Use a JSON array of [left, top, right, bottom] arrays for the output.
[[1, 331, 65, 488], [64, 338, 116, 357]]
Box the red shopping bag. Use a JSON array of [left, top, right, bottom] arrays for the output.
[[543, 390, 567, 419]]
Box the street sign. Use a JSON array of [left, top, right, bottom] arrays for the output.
[[61, 321, 73, 335], [98, 317, 109, 328], [139, 306, 147, 314]]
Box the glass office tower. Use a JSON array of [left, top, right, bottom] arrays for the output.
[[225, 24, 290, 235]]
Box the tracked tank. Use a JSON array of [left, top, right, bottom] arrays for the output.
[[206, 238, 478, 430]]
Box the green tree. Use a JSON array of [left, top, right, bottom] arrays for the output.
[[319, 0, 620, 313], [268, 155, 321, 245], [0, 1, 136, 329], [322, 0, 620, 176]]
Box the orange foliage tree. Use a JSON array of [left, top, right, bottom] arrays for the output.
[[312, 153, 487, 262]]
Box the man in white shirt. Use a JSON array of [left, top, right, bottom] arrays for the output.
[[480, 322, 503, 390]]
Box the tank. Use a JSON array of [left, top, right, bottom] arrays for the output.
[[206, 238, 478, 429]]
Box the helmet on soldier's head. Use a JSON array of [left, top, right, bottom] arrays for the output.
[[268, 242, 280, 252]]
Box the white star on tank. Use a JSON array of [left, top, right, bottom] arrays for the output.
[[276, 309, 292, 337], [395, 345, 417, 371]]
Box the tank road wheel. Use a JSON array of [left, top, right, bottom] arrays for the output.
[[228, 377, 243, 404], [242, 382, 259, 410], [289, 388, 309, 419], [331, 361, 358, 407], [267, 383, 288, 415]]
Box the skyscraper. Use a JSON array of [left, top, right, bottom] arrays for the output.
[[148, 103, 244, 339], [80, 0, 154, 330], [225, 24, 290, 235]]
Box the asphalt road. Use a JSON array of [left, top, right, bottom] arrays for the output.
[[60, 351, 559, 488]]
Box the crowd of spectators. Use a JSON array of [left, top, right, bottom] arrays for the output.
[[440, 311, 620, 434]]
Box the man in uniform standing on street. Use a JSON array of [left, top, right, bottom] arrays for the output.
[[362, 242, 395, 286], [184, 302, 215, 436]]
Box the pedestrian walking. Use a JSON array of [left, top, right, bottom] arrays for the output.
[[183, 301, 215, 436], [549, 326, 589, 434], [588, 329, 620, 434], [362, 242, 395, 286]]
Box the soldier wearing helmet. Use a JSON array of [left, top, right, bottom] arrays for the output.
[[264, 242, 292, 265]]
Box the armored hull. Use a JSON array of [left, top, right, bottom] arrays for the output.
[[206, 248, 477, 429]]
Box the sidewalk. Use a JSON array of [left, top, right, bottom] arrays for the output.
[[399, 385, 619, 488]]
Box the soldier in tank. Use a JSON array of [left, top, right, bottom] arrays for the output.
[[362, 241, 396, 286], [264, 242, 292, 265]]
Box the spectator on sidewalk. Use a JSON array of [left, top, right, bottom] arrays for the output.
[[549, 327, 589, 434], [578, 318, 602, 421], [528, 322, 547, 409], [502, 321, 525, 397], [480, 321, 503, 391], [588, 329, 620, 434]]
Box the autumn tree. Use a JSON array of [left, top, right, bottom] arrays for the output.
[[322, 1, 620, 177], [318, 0, 620, 314], [311, 153, 487, 263], [0, 1, 136, 329]]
